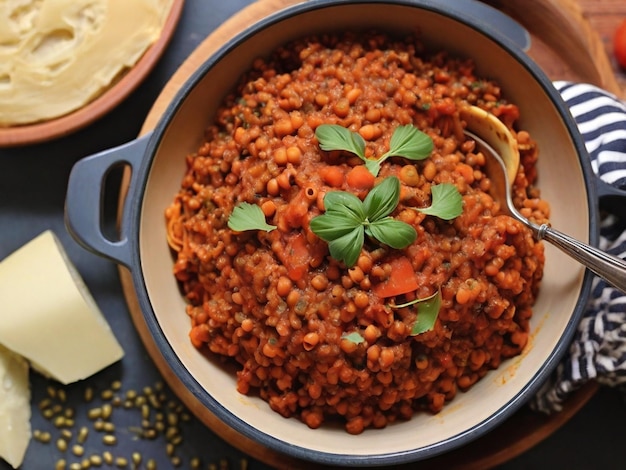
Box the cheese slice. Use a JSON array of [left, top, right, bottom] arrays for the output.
[[0, 0, 174, 125], [0, 344, 31, 469], [0, 230, 124, 384]]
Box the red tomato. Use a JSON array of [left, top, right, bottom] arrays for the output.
[[282, 233, 310, 282], [613, 19, 626, 69], [372, 257, 418, 298]]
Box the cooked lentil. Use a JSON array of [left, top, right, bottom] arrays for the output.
[[165, 31, 548, 434]]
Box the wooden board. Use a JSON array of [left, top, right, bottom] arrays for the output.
[[485, 0, 626, 97], [118, 0, 617, 468]]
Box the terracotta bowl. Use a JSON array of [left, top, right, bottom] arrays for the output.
[[65, 0, 597, 466], [0, 0, 184, 148]]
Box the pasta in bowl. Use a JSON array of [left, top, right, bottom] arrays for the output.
[[65, 0, 595, 466], [164, 31, 548, 435]]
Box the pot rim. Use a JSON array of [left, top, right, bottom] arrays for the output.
[[124, 0, 598, 465]]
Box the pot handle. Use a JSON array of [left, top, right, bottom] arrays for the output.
[[597, 178, 626, 219], [64, 133, 152, 268]]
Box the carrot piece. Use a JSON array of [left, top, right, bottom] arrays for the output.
[[372, 257, 418, 298], [319, 166, 345, 188], [346, 165, 375, 190]]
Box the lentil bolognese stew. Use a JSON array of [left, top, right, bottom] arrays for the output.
[[164, 31, 549, 434]]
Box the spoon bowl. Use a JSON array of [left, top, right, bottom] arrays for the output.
[[463, 106, 626, 293], [460, 105, 520, 185]]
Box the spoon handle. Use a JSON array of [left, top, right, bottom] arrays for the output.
[[538, 225, 626, 293]]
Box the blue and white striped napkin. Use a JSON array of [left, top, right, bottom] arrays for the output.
[[532, 81, 626, 413]]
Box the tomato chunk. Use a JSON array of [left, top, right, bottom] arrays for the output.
[[373, 257, 418, 298], [614, 19, 626, 69], [282, 233, 310, 281]]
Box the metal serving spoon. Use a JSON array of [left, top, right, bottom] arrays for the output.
[[461, 105, 626, 293]]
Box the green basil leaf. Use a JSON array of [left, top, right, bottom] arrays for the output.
[[310, 213, 360, 241], [316, 124, 366, 159], [341, 331, 366, 345], [384, 125, 433, 160], [417, 183, 463, 220], [328, 227, 364, 267], [366, 218, 416, 249], [323, 190, 366, 222], [228, 202, 277, 232], [410, 290, 441, 335], [363, 176, 400, 221]]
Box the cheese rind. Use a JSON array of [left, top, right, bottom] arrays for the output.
[[0, 0, 175, 125], [0, 344, 31, 469], [0, 230, 124, 384]]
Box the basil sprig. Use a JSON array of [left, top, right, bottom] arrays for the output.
[[315, 124, 433, 176], [227, 202, 277, 232], [390, 290, 442, 335], [416, 182, 463, 220], [310, 176, 416, 267], [341, 290, 442, 345], [341, 331, 367, 345]]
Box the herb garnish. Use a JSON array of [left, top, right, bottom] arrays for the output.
[[315, 124, 434, 176], [341, 331, 366, 345], [390, 290, 441, 335], [228, 122, 462, 271], [416, 182, 463, 220], [309, 176, 416, 267], [340, 290, 442, 345], [227, 202, 277, 232]]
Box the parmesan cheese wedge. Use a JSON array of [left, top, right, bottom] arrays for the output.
[[0, 0, 175, 125], [0, 230, 123, 384], [0, 344, 31, 469]]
